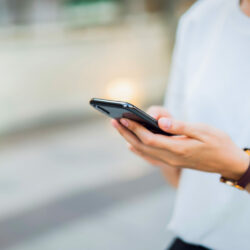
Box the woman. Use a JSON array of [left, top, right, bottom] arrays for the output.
[[111, 0, 250, 249]]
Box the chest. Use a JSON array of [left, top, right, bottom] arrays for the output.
[[184, 28, 250, 142]]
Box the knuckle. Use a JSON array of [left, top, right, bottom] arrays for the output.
[[175, 146, 189, 157], [173, 146, 183, 155], [133, 141, 143, 151], [131, 123, 140, 134], [127, 121, 135, 130], [142, 135, 154, 146], [168, 159, 179, 167]]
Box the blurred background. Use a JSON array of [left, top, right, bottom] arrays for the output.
[[0, 1, 195, 249]]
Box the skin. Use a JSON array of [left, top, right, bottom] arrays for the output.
[[111, 0, 250, 192], [112, 108, 250, 180], [241, 0, 250, 17], [127, 106, 181, 188], [111, 108, 250, 191]]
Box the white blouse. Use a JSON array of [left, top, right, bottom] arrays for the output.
[[164, 0, 250, 249]]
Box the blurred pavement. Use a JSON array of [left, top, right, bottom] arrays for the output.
[[0, 118, 176, 250]]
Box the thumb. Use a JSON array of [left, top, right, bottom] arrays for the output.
[[147, 106, 171, 120], [158, 117, 201, 139]]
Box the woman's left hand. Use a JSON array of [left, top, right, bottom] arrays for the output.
[[112, 117, 250, 180]]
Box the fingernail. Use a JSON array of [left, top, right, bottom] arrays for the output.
[[120, 119, 129, 127], [160, 118, 172, 129]]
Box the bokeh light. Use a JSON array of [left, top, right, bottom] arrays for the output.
[[105, 78, 142, 105]]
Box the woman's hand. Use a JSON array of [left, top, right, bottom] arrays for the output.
[[121, 106, 173, 170], [113, 105, 181, 188], [130, 106, 173, 168], [112, 116, 250, 180]]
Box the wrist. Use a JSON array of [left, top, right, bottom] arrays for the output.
[[221, 149, 250, 180], [220, 148, 250, 191]]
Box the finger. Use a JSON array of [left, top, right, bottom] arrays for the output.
[[120, 118, 159, 147], [111, 119, 142, 147], [158, 118, 205, 140], [123, 125, 183, 167], [113, 119, 169, 156], [113, 120, 182, 166], [114, 119, 190, 162], [128, 145, 168, 168], [123, 118, 189, 150], [147, 106, 171, 120]]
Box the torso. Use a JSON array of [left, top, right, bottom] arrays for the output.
[[167, 1, 250, 249]]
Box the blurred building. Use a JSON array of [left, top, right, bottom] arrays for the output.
[[0, 0, 194, 26], [0, 2, 195, 249], [0, 0, 195, 134]]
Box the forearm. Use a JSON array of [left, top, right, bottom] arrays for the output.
[[160, 167, 181, 189]]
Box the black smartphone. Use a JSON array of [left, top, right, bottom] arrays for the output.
[[89, 98, 172, 136]]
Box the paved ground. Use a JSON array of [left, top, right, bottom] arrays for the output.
[[0, 118, 176, 250]]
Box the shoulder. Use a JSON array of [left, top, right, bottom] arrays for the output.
[[180, 0, 227, 23], [178, 0, 227, 33]]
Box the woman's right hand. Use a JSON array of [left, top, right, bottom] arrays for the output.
[[127, 105, 180, 187], [127, 105, 172, 168]]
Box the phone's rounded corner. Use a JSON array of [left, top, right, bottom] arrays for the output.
[[89, 98, 96, 106]]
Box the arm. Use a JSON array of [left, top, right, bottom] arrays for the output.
[[113, 117, 250, 193], [119, 106, 181, 189], [160, 166, 181, 189]]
